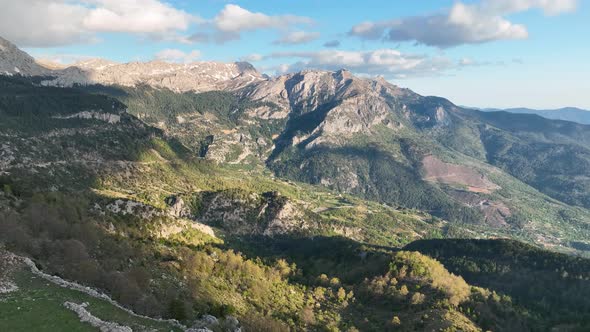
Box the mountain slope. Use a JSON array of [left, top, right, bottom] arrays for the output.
[[229, 70, 590, 249], [68, 66, 590, 252], [406, 239, 590, 330], [0, 74, 540, 331], [2, 37, 590, 331], [449, 108, 590, 209], [0, 37, 49, 76]]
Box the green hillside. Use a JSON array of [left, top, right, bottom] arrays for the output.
[[1, 75, 590, 331]]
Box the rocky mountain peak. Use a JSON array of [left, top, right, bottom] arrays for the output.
[[72, 58, 120, 71], [247, 68, 411, 114], [44, 58, 266, 93], [0, 36, 50, 76], [0, 36, 266, 93], [235, 61, 258, 73]]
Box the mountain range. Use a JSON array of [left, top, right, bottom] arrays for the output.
[[2, 35, 590, 331], [468, 106, 590, 125]]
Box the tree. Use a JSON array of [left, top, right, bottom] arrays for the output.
[[300, 306, 316, 325], [337, 287, 347, 302], [399, 285, 409, 296], [168, 298, 188, 321], [410, 292, 425, 305]]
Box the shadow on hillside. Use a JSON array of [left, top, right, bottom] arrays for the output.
[[405, 238, 590, 325], [219, 234, 398, 284]]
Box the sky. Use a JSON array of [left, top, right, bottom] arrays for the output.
[[0, 0, 588, 109]]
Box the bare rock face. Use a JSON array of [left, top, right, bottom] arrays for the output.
[[0, 37, 50, 76], [165, 195, 188, 218], [197, 190, 310, 236], [190, 314, 241, 332], [245, 69, 413, 150], [52, 111, 121, 124]]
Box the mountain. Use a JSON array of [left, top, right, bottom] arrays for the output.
[[234, 69, 590, 247], [479, 107, 590, 125], [67, 59, 590, 252], [0, 36, 263, 93], [0, 37, 49, 76], [5, 36, 590, 250], [45, 59, 264, 93], [2, 36, 590, 331], [0, 73, 529, 332]]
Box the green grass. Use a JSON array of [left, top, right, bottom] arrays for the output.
[[0, 269, 182, 332]]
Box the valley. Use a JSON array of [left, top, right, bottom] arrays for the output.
[[1, 35, 590, 331]]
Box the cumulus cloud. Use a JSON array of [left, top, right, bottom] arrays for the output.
[[0, 2, 315, 47], [155, 49, 201, 63], [350, 0, 577, 47], [323, 40, 341, 48], [0, 0, 198, 47], [273, 31, 320, 45], [479, 0, 577, 15], [262, 49, 456, 79], [0, 0, 91, 47], [214, 4, 312, 33], [82, 0, 196, 34]]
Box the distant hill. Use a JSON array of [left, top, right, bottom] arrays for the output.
[[479, 107, 590, 125]]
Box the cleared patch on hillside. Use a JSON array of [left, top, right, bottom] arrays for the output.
[[448, 190, 511, 227], [422, 155, 499, 194]]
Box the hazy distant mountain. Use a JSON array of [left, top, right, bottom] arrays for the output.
[[480, 107, 590, 125]]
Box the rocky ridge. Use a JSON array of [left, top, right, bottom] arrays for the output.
[[2, 35, 590, 249], [45, 60, 265, 93], [0, 37, 264, 93], [0, 37, 50, 76]]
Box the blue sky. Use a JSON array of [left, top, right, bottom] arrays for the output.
[[1, 0, 588, 109]]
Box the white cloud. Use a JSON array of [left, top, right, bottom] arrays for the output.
[[242, 54, 264, 62], [457, 57, 502, 67], [82, 0, 197, 34], [264, 49, 456, 79], [155, 49, 201, 63], [214, 4, 313, 33], [0, 0, 91, 47], [479, 0, 577, 15], [0, 2, 315, 47], [273, 31, 320, 45], [0, 0, 197, 47], [350, 0, 577, 47], [459, 58, 475, 66], [350, 21, 389, 40]]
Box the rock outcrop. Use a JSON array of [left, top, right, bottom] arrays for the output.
[[64, 302, 133, 332], [0, 37, 50, 76], [197, 190, 311, 236]]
